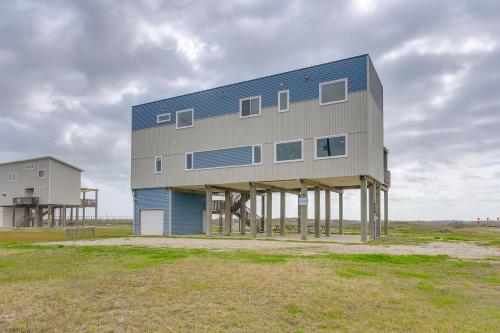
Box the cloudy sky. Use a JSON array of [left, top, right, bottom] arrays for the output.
[[1, 0, 499, 220]]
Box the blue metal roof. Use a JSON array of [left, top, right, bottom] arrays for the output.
[[132, 54, 368, 131]]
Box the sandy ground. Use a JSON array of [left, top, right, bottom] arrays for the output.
[[43, 236, 500, 259]]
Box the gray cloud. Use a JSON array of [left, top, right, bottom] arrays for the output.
[[1, 0, 499, 219]]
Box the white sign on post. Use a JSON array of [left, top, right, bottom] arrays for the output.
[[298, 196, 308, 206]]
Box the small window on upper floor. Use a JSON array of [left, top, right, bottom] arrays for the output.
[[8, 172, 17, 182], [157, 113, 171, 124], [315, 135, 347, 159], [155, 155, 163, 173], [25, 163, 34, 170], [319, 78, 348, 105], [278, 90, 289, 112], [1, 193, 6, 197], [240, 96, 261, 118], [185, 153, 193, 171], [176, 109, 194, 129], [37, 169, 46, 178], [253, 145, 262, 164]]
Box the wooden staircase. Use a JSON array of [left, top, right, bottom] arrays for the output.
[[229, 193, 264, 232]]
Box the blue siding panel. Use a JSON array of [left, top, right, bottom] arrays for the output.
[[369, 57, 383, 111], [171, 191, 205, 235], [132, 55, 368, 131], [194, 146, 253, 169], [134, 188, 170, 235]]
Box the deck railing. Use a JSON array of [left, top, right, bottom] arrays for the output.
[[81, 198, 97, 206], [384, 170, 391, 188], [12, 196, 39, 205]]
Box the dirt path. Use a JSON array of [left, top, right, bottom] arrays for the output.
[[43, 237, 500, 259]]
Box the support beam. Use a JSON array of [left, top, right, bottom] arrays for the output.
[[339, 192, 344, 234], [280, 190, 285, 236], [83, 192, 86, 221], [205, 186, 212, 236], [384, 190, 389, 235], [314, 187, 320, 238], [360, 176, 368, 242], [49, 206, 55, 227], [76, 206, 79, 224], [224, 191, 231, 236], [368, 182, 376, 240], [70, 207, 73, 222], [266, 190, 272, 237], [250, 183, 257, 238], [240, 193, 247, 235], [210, 185, 244, 194], [299, 180, 308, 240], [62, 206, 66, 227], [95, 190, 98, 220], [376, 184, 381, 237], [325, 190, 331, 237], [254, 182, 300, 195], [12, 205, 16, 227], [302, 179, 343, 194]]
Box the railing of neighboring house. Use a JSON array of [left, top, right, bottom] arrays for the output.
[[384, 170, 391, 188], [12, 197, 39, 205], [65, 216, 133, 226], [81, 198, 97, 206]]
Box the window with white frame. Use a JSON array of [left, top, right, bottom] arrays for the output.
[[8, 172, 16, 182], [157, 113, 171, 123], [319, 78, 348, 105], [278, 90, 289, 112], [1, 193, 6, 197], [25, 163, 34, 170], [252, 145, 262, 164], [274, 140, 303, 163], [176, 109, 194, 129], [315, 135, 347, 159], [37, 169, 46, 178], [155, 155, 163, 173], [240, 96, 261, 118], [185, 152, 193, 170]]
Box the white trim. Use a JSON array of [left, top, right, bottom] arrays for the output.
[[314, 134, 348, 160], [7, 172, 17, 182], [176, 108, 194, 129], [239, 95, 262, 118], [278, 89, 290, 112], [274, 139, 304, 163], [154, 155, 163, 173], [24, 163, 34, 170], [37, 168, 47, 178], [157, 113, 171, 124], [319, 78, 348, 106], [185, 152, 193, 171], [252, 145, 263, 165]]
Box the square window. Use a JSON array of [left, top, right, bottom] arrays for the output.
[[275, 140, 303, 163], [315, 135, 347, 159], [240, 96, 261, 118], [319, 79, 347, 105], [8, 172, 16, 182], [278, 90, 289, 112], [176, 109, 194, 129], [37, 169, 46, 178]]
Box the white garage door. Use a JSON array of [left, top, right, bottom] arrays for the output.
[[140, 209, 164, 235]]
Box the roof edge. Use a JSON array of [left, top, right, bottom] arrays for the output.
[[0, 156, 84, 172]]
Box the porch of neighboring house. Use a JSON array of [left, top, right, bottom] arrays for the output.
[[190, 172, 391, 242], [8, 188, 99, 228]]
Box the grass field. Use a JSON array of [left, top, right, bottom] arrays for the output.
[[0, 224, 499, 332]]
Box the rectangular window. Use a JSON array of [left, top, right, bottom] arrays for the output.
[[157, 113, 171, 123], [274, 140, 303, 163], [185, 153, 193, 170], [278, 90, 289, 112], [1, 193, 6, 197], [240, 96, 261, 118], [155, 155, 162, 173], [253, 145, 262, 164], [37, 169, 46, 178], [176, 109, 194, 129], [315, 135, 347, 159], [8, 172, 16, 182], [319, 78, 348, 105], [25, 163, 34, 170]]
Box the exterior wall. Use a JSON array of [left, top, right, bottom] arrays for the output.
[[0, 159, 50, 206], [192, 146, 254, 170], [49, 159, 81, 206], [133, 188, 170, 235], [367, 57, 385, 182], [170, 191, 205, 234], [0, 207, 26, 228]]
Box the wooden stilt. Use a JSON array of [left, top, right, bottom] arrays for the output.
[[250, 183, 257, 238], [224, 191, 231, 236], [384, 190, 389, 235], [360, 176, 368, 242], [325, 190, 331, 237], [280, 190, 285, 236], [339, 192, 344, 234], [368, 182, 376, 240], [376, 184, 381, 237], [266, 190, 272, 237], [205, 186, 212, 236], [299, 180, 308, 240], [240, 193, 247, 235], [314, 187, 320, 238]]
